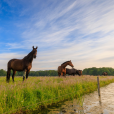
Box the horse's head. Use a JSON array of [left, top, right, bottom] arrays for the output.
[[32, 46, 38, 58], [69, 60, 74, 68]]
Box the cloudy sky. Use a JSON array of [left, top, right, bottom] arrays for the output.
[[0, 0, 114, 71]]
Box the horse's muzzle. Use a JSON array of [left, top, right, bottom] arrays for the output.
[[33, 55, 36, 58]]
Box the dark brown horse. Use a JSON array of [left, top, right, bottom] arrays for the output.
[[102, 72, 108, 76], [66, 68, 82, 76], [66, 68, 77, 76], [6, 46, 38, 82], [76, 70, 82, 76], [58, 60, 74, 77]]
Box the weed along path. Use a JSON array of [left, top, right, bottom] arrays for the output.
[[1, 76, 114, 114], [38, 83, 114, 114]]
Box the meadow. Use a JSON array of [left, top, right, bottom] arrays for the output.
[[0, 76, 114, 114]]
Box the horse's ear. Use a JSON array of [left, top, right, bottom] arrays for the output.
[[36, 46, 38, 49], [32, 46, 34, 49]]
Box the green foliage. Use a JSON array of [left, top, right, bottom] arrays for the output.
[[83, 67, 114, 76], [0, 69, 7, 76], [0, 69, 58, 76]]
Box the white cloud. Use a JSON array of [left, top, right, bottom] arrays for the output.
[[1, 0, 114, 71]]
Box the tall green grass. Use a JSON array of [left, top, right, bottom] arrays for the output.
[[0, 76, 114, 113]]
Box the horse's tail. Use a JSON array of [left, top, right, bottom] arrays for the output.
[[6, 71, 9, 82], [57, 66, 59, 72], [6, 61, 11, 82], [58, 66, 61, 76]]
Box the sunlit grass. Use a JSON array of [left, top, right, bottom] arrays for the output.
[[0, 76, 114, 113]]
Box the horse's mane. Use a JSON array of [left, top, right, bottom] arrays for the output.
[[61, 61, 70, 65], [23, 50, 33, 60]]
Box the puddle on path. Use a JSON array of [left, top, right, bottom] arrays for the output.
[[41, 83, 114, 114]]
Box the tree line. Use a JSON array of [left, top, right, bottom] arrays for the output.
[[83, 67, 114, 76], [0, 69, 58, 76], [0, 67, 114, 76]]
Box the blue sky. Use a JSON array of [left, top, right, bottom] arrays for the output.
[[0, 0, 114, 71]]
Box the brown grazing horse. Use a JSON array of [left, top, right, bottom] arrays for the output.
[[102, 72, 108, 76], [6, 46, 38, 82], [58, 60, 74, 77]]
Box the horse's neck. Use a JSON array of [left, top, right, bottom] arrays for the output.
[[61, 63, 68, 68], [28, 56, 33, 63], [23, 53, 33, 63]]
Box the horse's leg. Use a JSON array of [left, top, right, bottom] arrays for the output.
[[58, 72, 60, 77], [6, 69, 11, 82], [26, 70, 30, 79], [65, 74, 66, 77], [61, 72, 63, 76], [23, 70, 26, 81], [12, 70, 16, 82], [63, 72, 66, 78]]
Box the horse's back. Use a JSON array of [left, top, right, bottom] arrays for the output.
[[7, 59, 17, 67], [8, 58, 17, 63], [66, 68, 76, 75], [7, 59, 23, 70]]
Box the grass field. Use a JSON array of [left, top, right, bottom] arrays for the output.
[[0, 75, 114, 114]]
